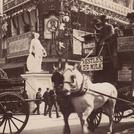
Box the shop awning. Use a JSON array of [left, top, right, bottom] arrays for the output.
[[2, 62, 26, 69]]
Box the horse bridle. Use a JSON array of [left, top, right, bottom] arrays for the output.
[[63, 68, 85, 90], [63, 68, 75, 86]]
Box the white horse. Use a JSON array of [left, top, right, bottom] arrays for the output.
[[55, 63, 117, 134]]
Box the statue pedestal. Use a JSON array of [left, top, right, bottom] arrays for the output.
[[21, 72, 52, 113]]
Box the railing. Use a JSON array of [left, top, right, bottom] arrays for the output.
[[81, 0, 134, 16]]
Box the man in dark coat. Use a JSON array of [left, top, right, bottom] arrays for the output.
[[43, 88, 50, 116], [48, 89, 60, 118], [33, 88, 42, 115], [51, 63, 64, 91], [49, 63, 64, 118]]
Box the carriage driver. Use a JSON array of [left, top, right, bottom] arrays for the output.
[[51, 63, 64, 91]]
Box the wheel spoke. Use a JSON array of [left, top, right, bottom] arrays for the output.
[[0, 117, 4, 126], [3, 119, 7, 133], [8, 119, 12, 134], [10, 118, 19, 131], [0, 92, 30, 134], [12, 116, 25, 123], [0, 116, 3, 120]]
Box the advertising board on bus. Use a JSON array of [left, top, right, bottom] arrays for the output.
[[117, 36, 134, 52]]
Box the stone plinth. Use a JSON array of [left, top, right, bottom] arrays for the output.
[[21, 72, 52, 113]]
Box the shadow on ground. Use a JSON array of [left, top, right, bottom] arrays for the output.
[[94, 122, 134, 134]]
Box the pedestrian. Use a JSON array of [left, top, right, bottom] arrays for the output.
[[33, 88, 42, 115], [43, 88, 50, 116], [48, 89, 60, 118]]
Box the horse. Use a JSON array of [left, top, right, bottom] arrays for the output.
[[55, 63, 117, 134]]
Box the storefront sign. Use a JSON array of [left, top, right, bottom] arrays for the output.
[[81, 56, 103, 71], [118, 64, 132, 81], [7, 32, 31, 58], [117, 36, 134, 52]]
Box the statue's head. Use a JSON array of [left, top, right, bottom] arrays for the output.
[[32, 32, 40, 39]]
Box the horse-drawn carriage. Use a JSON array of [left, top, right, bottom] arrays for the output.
[[0, 31, 134, 134]]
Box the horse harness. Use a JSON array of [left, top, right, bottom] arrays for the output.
[[63, 68, 87, 97]]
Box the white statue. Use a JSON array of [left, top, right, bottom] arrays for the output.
[[27, 32, 47, 72]]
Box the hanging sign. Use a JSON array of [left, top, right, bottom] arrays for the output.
[[81, 56, 103, 71]]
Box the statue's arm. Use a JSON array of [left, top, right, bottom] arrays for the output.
[[29, 40, 34, 54]]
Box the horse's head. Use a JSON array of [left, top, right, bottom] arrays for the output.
[[63, 63, 84, 91]]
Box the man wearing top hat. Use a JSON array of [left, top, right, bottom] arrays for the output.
[[97, 15, 114, 46], [95, 15, 114, 55]]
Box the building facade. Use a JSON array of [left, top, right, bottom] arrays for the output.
[[1, 0, 134, 90]]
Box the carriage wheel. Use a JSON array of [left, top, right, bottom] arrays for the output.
[[0, 92, 29, 134], [87, 108, 102, 131], [113, 111, 124, 123]]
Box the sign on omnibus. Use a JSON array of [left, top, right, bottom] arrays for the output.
[[81, 56, 103, 71], [117, 36, 134, 52]]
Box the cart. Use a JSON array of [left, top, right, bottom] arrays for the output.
[[0, 78, 30, 134], [85, 86, 134, 131], [113, 86, 134, 123]]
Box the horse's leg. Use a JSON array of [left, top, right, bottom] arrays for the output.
[[104, 100, 116, 134], [82, 107, 94, 134], [78, 113, 84, 127], [62, 112, 71, 134]]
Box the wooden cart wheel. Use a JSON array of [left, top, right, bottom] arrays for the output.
[[113, 111, 124, 123], [87, 108, 102, 131], [0, 92, 29, 134]]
